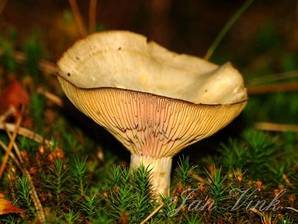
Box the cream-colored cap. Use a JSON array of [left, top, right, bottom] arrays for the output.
[[58, 30, 247, 105]]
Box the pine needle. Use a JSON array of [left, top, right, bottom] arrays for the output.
[[140, 202, 164, 224], [5, 131, 24, 164], [0, 139, 21, 170], [255, 122, 298, 132], [0, 112, 22, 177]]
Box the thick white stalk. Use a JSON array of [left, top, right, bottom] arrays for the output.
[[130, 154, 172, 196]]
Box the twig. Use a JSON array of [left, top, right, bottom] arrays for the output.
[[5, 130, 24, 164], [37, 88, 63, 107], [204, 0, 255, 60], [0, 122, 52, 146], [140, 203, 164, 224], [89, 0, 98, 33], [68, 0, 88, 37], [0, 48, 58, 75], [0, 112, 22, 177], [255, 122, 298, 132], [0, 139, 21, 170], [247, 82, 298, 95]]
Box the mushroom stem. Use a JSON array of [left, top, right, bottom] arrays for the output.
[[130, 154, 172, 197]]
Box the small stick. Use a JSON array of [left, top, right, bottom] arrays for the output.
[[140, 203, 164, 224], [248, 82, 298, 95], [89, 0, 98, 33], [37, 88, 63, 107], [69, 0, 88, 37], [0, 123, 52, 145], [0, 112, 22, 177], [204, 0, 255, 60], [255, 122, 298, 132], [0, 139, 21, 170], [5, 131, 24, 164], [39, 58, 59, 75]]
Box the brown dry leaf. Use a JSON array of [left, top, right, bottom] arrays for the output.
[[0, 80, 29, 114], [0, 193, 23, 215]]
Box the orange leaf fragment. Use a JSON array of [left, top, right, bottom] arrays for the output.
[[0, 80, 29, 114], [0, 193, 23, 215]]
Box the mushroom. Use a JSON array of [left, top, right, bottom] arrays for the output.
[[57, 31, 247, 196]]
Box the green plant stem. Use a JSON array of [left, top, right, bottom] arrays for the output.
[[204, 0, 255, 60]]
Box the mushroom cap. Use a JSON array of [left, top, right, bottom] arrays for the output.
[[57, 30, 247, 157], [58, 31, 247, 105]]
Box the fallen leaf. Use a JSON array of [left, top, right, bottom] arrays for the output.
[[0, 193, 23, 215], [0, 80, 29, 114]]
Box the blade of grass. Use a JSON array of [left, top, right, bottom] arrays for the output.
[[204, 0, 255, 60]]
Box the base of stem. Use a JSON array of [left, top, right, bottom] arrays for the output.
[[130, 154, 172, 196]]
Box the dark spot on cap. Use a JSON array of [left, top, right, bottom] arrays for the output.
[[118, 47, 122, 50], [75, 56, 80, 60], [204, 89, 208, 93], [67, 73, 71, 77]]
